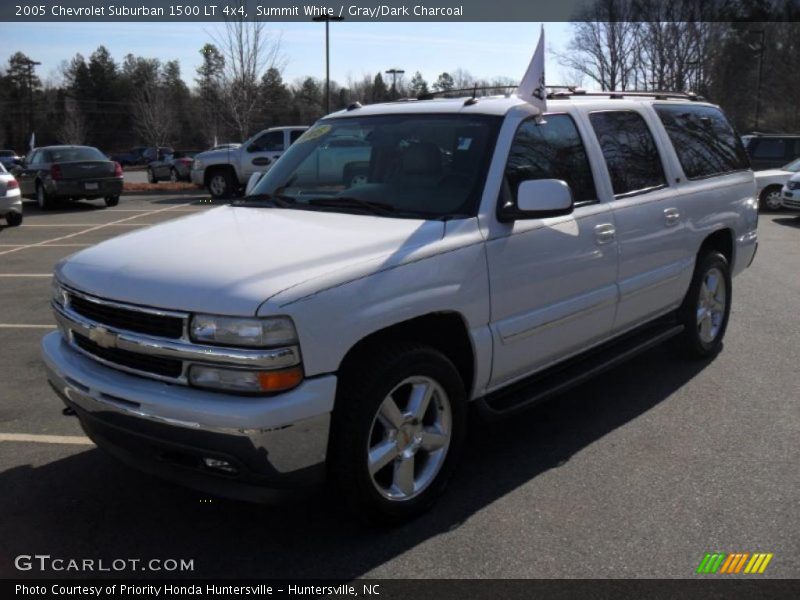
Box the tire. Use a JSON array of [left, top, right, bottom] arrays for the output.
[[329, 342, 467, 524], [759, 186, 783, 212], [104, 195, 120, 208], [169, 168, 178, 183], [147, 168, 157, 184], [5, 211, 23, 227], [206, 169, 234, 199], [674, 250, 732, 359], [36, 182, 54, 211]]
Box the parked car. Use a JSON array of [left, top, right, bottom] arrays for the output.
[[147, 150, 200, 183], [191, 126, 308, 198], [753, 157, 800, 211], [0, 149, 22, 170], [43, 92, 757, 523], [0, 162, 22, 226], [743, 133, 800, 170], [780, 172, 800, 211], [141, 146, 174, 164], [109, 147, 147, 167], [15, 145, 123, 210]]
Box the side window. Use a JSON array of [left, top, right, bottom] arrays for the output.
[[290, 130, 305, 144], [655, 104, 750, 179], [589, 110, 666, 196], [504, 114, 597, 204], [249, 131, 284, 152], [752, 139, 786, 160], [792, 139, 800, 159]]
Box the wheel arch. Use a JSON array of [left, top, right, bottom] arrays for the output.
[[203, 164, 237, 186], [337, 311, 477, 400], [698, 227, 734, 268]]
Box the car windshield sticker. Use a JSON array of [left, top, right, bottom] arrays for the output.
[[457, 137, 473, 151], [297, 125, 332, 144]]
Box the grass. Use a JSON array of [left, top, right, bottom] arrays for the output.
[[123, 182, 200, 193]]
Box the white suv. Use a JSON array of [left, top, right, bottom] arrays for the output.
[[43, 91, 758, 522]]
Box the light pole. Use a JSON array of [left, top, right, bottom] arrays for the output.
[[312, 14, 344, 114], [749, 29, 766, 131], [385, 68, 405, 99]]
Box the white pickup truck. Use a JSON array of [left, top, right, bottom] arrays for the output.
[[191, 126, 308, 198], [43, 91, 758, 523]]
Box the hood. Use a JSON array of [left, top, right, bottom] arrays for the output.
[[787, 172, 800, 182], [194, 148, 236, 163], [754, 168, 789, 179], [56, 206, 445, 316]]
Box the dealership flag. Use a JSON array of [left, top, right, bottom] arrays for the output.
[[29, 132, 35, 150], [516, 26, 547, 113]]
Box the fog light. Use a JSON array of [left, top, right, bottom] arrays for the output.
[[188, 365, 303, 393], [203, 457, 237, 474]]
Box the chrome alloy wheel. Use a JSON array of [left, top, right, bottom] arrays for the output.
[[697, 267, 727, 344], [367, 376, 452, 501], [208, 174, 227, 196]]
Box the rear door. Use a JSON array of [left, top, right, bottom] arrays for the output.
[[485, 113, 619, 388], [588, 109, 693, 333]]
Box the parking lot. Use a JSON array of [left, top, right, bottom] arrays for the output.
[[0, 194, 798, 579]]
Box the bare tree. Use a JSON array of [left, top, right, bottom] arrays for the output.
[[57, 97, 87, 144], [211, 11, 284, 141], [132, 79, 175, 147]]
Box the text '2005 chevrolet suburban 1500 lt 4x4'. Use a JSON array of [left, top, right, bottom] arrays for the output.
[[42, 86, 758, 523]]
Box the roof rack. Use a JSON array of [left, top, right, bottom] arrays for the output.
[[547, 88, 704, 101], [416, 85, 517, 101]]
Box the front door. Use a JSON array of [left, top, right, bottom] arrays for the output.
[[242, 130, 285, 180], [485, 114, 619, 389]]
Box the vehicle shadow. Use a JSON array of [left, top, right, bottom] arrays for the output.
[[0, 345, 713, 579], [773, 216, 800, 228]]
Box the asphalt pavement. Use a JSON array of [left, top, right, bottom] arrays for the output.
[[0, 196, 798, 579]]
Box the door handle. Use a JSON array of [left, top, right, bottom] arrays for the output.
[[664, 208, 681, 227], [594, 223, 616, 245]]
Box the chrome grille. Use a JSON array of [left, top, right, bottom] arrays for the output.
[[67, 291, 185, 339], [73, 332, 183, 379]]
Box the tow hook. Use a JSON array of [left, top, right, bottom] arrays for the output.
[[62, 406, 76, 417]]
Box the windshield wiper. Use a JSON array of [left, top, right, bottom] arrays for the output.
[[307, 196, 396, 215], [234, 193, 297, 208]]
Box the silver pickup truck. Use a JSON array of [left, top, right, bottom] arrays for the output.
[[191, 126, 307, 197]]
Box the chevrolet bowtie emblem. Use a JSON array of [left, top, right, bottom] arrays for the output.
[[89, 326, 117, 349]]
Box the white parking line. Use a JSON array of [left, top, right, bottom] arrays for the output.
[[0, 324, 56, 329], [0, 274, 51, 277], [0, 204, 183, 257], [20, 224, 147, 227], [0, 433, 94, 445], [0, 243, 92, 247]]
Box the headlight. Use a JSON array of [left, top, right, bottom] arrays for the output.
[[52, 280, 68, 306], [189, 314, 297, 348], [788, 181, 800, 190], [193, 159, 203, 170], [189, 364, 303, 393]]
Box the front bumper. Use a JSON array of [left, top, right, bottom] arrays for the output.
[[42, 331, 335, 502], [781, 189, 800, 210], [0, 192, 22, 215], [47, 178, 123, 199], [190, 169, 204, 186]]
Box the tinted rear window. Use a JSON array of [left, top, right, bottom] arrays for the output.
[[45, 147, 106, 162], [656, 105, 750, 179], [589, 110, 666, 196]]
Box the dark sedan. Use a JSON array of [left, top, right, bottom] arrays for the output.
[[14, 145, 123, 210], [147, 150, 199, 183]]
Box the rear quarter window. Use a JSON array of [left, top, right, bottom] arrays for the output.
[[655, 105, 750, 179]]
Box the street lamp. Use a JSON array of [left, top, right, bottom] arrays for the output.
[[312, 14, 344, 114], [385, 68, 405, 99], [749, 29, 766, 131]]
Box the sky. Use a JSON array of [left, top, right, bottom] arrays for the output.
[[1, 21, 576, 90]]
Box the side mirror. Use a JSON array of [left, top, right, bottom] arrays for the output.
[[499, 179, 574, 222], [245, 171, 264, 196]]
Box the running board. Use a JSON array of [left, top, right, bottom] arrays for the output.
[[475, 319, 684, 419]]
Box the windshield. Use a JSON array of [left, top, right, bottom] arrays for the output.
[[248, 114, 501, 219], [782, 158, 800, 172]]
